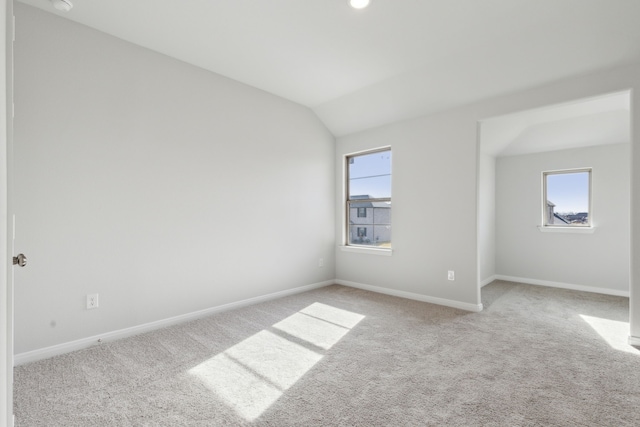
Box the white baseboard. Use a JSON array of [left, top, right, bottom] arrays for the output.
[[480, 275, 497, 288], [629, 336, 640, 347], [335, 279, 483, 312], [494, 275, 629, 297], [14, 280, 334, 366]]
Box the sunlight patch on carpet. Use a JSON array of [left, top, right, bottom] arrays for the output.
[[300, 302, 366, 329], [580, 314, 639, 355], [189, 302, 364, 421], [189, 352, 283, 420], [273, 303, 364, 350], [189, 331, 321, 420]]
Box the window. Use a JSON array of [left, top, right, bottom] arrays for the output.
[[346, 148, 391, 247], [543, 168, 591, 227]]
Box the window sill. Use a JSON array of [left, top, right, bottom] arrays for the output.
[[537, 226, 595, 234], [339, 246, 393, 256]]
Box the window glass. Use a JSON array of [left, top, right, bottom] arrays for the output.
[[347, 149, 391, 247], [348, 151, 391, 199], [543, 169, 591, 227]]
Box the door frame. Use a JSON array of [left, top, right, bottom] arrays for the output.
[[1, 0, 13, 424]]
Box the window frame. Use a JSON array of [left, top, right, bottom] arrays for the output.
[[345, 147, 392, 248], [542, 167, 592, 228]]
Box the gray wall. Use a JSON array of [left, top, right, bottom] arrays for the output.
[[495, 144, 630, 293], [336, 64, 640, 333], [13, 4, 335, 354], [336, 110, 480, 307], [478, 153, 496, 285]]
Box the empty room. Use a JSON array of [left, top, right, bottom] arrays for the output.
[[2, 0, 640, 426]]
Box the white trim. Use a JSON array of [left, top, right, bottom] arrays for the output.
[[14, 280, 334, 366], [339, 245, 392, 256], [537, 226, 595, 234], [344, 145, 392, 157], [480, 275, 497, 288], [628, 336, 640, 347], [335, 279, 483, 312], [494, 275, 629, 297]]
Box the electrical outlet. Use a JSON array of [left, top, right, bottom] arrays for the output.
[[319, 258, 324, 268], [87, 294, 99, 309], [447, 271, 455, 281]]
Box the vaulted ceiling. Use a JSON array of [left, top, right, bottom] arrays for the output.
[[481, 91, 631, 157], [17, 0, 640, 137]]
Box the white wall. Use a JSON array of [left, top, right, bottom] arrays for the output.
[[478, 153, 496, 285], [336, 64, 640, 336], [336, 110, 481, 309], [495, 144, 630, 294], [13, 4, 335, 354]]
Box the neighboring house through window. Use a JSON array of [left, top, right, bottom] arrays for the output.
[[346, 148, 392, 247], [543, 168, 591, 227]]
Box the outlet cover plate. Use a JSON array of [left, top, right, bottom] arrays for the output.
[[87, 294, 99, 309]]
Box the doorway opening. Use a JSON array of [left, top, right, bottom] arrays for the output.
[[478, 90, 631, 298]]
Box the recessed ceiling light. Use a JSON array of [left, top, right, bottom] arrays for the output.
[[349, 0, 371, 10], [50, 0, 73, 12]]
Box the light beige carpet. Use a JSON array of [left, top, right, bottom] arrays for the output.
[[13, 282, 640, 426]]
